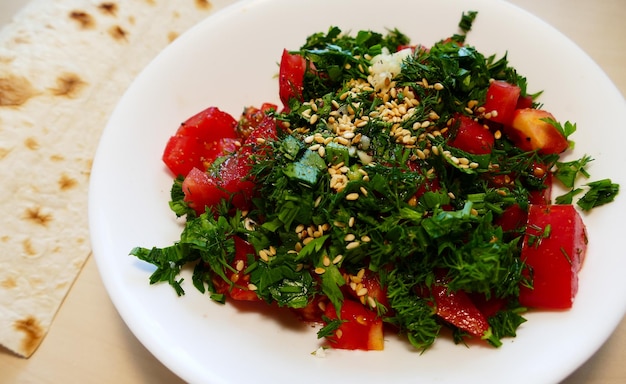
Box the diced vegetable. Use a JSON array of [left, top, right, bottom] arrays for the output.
[[519, 205, 588, 309], [278, 49, 306, 108], [505, 108, 569, 154], [482, 80, 521, 125], [447, 114, 494, 154], [323, 299, 384, 350], [162, 107, 238, 177]]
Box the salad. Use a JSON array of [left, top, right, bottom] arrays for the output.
[[131, 12, 619, 352]]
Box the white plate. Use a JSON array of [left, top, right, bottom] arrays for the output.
[[89, 0, 626, 383]]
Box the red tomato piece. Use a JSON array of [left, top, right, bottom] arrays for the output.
[[519, 205, 588, 309], [447, 115, 494, 155], [482, 80, 521, 125], [278, 49, 306, 107], [515, 94, 534, 110], [162, 134, 207, 177], [163, 107, 238, 177], [324, 299, 384, 351], [175, 106, 238, 141], [237, 103, 278, 139], [212, 236, 260, 301], [505, 108, 569, 154], [217, 153, 256, 211], [495, 204, 528, 233], [431, 281, 490, 338], [182, 167, 229, 214]]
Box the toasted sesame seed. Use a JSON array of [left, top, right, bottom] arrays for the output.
[[356, 287, 368, 297], [302, 237, 314, 245], [346, 193, 359, 201], [309, 144, 321, 151], [349, 216, 355, 227], [247, 283, 258, 291], [367, 296, 377, 308], [433, 82, 444, 91], [235, 260, 244, 272], [494, 130, 502, 140], [346, 241, 361, 250], [357, 268, 365, 279], [344, 234, 356, 242], [314, 195, 322, 208], [259, 250, 270, 262], [323, 255, 331, 267], [295, 224, 305, 233], [332, 255, 343, 265], [471, 208, 479, 216], [318, 146, 326, 157], [448, 192, 456, 199], [361, 235, 371, 243], [314, 267, 326, 275]]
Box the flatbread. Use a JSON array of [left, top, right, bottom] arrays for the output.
[[0, 0, 233, 357]]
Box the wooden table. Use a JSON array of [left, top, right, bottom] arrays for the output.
[[1, 0, 624, 382]]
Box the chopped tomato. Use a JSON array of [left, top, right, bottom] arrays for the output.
[[237, 102, 278, 139], [279, 49, 306, 107], [323, 299, 384, 351], [431, 279, 491, 338], [182, 167, 228, 214], [519, 205, 588, 309], [515, 94, 534, 110], [482, 80, 521, 125], [447, 115, 494, 155], [217, 153, 257, 211], [162, 134, 208, 177], [163, 106, 238, 176], [505, 108, 569, 154], [495, 204, 527, 233], [212, 236, 260, 301]]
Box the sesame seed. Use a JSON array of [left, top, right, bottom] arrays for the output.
[[259, 250, 270, 262], [361, 235, 371, 243], [448, 191, 456, 199], [433, 82, 444, 91], [346, 241, 361, 250], [247, 283, 258, 291], [323, 255, 331, 267], [349, 216, 355, 227], [494, 130, 502, 140], [332, 255, 343, 265], [235, 260, 244, 272], [314, 267, 326, 275], [356, 287, 368, 297], [318, 146, 326, 157], [309, 144, 321, 151], [367, 296, 377, 308], [346, 193, 359, 201], [344, 234, 356, 242]]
